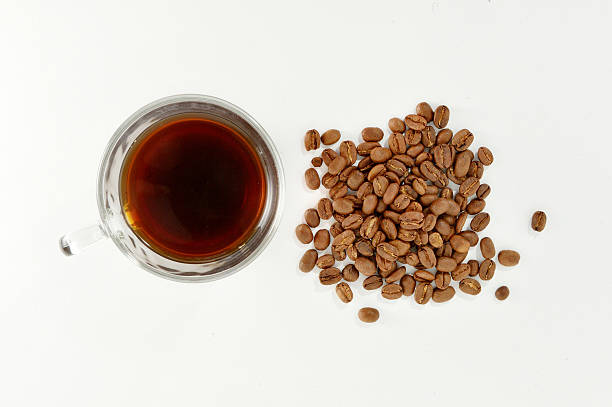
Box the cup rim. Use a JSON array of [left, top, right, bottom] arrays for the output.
[[97, 94, 285, 282]]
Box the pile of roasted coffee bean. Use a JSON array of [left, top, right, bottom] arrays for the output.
[[298, 102, 542, 323]]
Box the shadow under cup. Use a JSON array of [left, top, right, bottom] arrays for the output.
[[98, 95, 284, 282]]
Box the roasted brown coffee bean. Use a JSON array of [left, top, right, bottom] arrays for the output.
[[382, 183, 400, 206], [295, 224, 313, 244], [367, 163, 386, 182], [406, 144, 425, 158], [420, 126, 435, 148], [316, 254, 335, 269], [459, 278, 481, 295], [355, 256, 377, 276], [451, 263, 470, 281], [477, 146, 494, 165], [362, 194, 378, 215], [328, 156, 348, 176], [329, 183, 348, 200], [393, 155, 415, 168], [305, 168, 320, 190], [317, 198, 333, 220], [405, 114, 427, 131], [452, 129, 474, 151], [433, 105, 450, 128], [429, 198, 450, 216], [440, 187, 453, 200], [392, 193, 411, 212], [435, 218, 452, 237], [385, 159, 406, 177], [421, 214, 436, 233], [342, 264, 359, 282], [433, 172, 449, 188], [357, 141, 381, 156], [311, 157, 323, 167], [432, 286, 455, 303], [416, 102, 434, 122], [433, 144, 453, 169], [460, 230, 479, 246], [454, 150, 472, 178], [413, 230, 428, 246], [380, 218, 398, 240], [411, 178, 426, 195], [495, 286, 510, 301], [414, 270, 435, 283], [360, 215, 379, 239], [400, 274, 416, 296], [333, 211, 346, 222], [468, 259, 479, 276], [452, 250, 468, 264], [339, 140, 357, 165], [420, 193, 438, 207], [338, 166, 356, 183], [479, 259, 496, 280], [388, 133, 407, 154], [389, 240, 410, 256], [304, 129, 321, 151], [382, 283, 403, 299], [321, 129, 341, 145], [346, 170, 365, 190], [429, 232, 444, 248], [470, 212, 490, 232], [388, 117, 406, 133], [386, 266, 406, 283], [357, 156, 374, 171], [355, 240, 374, 257], [436, 256, 457, 272], [372, 231, 386, 247], [321, 148, 338, 165], [313, 229, 331, 250], [436, 128, 453, 144], [420, 161, 443, 183], [332, 228, 355, 248], [454, 212, 468, 233], [434, 272, 451, 289], [439, 243, 453, 258], [400, 211, 424, 230], [299, 249, 318, 272], [346, 244, 358, 261], [405, 129, 423, 146], [480, 237, 495, 259], [532, 211, 547, 232], [358, 307, 379, 323], [357, 181, 373, 200], [455, 194, 467, 211], [332, 246, 347, 261], [468, 160, 484, 179], [377, 242, 399, 261], [459, 177, 480, 197], [415, 282, 433, 304], [450, 235, 470, 253], [476, 184, 491, 199], [441, 214, 456, 226], [329, 222, 344, 238], [319, 267, 342, 285], [332, 197, 354, 215], [370, 147, 393, 163], [304, 208, 320, 228], [498, 250, 520, 266], [341, 214, 363, 231], [335, 282, 353, 303], [321, 172, 339, 189], [372, 175, 389, 197], [417, 246, 437, 269], [362, 127, 384, 142], [363, 275, 383, 290]]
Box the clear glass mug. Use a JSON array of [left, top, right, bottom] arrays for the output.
[[60, 94, 284, 282]]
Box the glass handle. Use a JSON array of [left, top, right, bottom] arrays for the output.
[[59, 224, 108, 256]]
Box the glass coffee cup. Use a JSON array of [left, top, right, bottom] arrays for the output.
[[60, 95, 284, 282]]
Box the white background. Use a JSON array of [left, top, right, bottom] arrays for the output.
[[1, 1, 611, 406]]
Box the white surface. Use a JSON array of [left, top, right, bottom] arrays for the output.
[[1, 1, 611, 406]]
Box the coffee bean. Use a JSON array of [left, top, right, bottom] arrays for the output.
[[380, 218, 398, 240], [332, 247, 347, 261], [434, 272, 451, 289], [476, 184, 491, 199], [498, 250, 520, 266], [405, 129, 422, 145], [470, 212, 490, 232], [479, 259, 496, 280], [360, 127, 383, 142], [388, 117, 406, 133], [367, 163, 386, 182], [372, 175, 390, 197], [382, 283, 403, 299], [451, 263, 470, 281], [420, 160, 443, 183], [332, 230, 355, 251], [388, 133, 407, 154], [341, 213, 363, 231], [466, 198, 486, 215], [357, 141, 381, 156], [321, 148, 338, 165], [400, 211, 424, 230], [357, 156, 374, 171], [436, 256, 457, 272], [303, 208, 320, 228], [330, 222, 343, 237], [429, 197, 449, 216], [332, 197, 354, 215], [454, 212, 468, 233], [433, 105, 450, 128], [346, 170, 365, 191], [305, 168, 320, 190], [353, 239, 372, 257], [428, 232, 443, 248], [334, 282, 353, 303], [459, 177, 480, 197], [414, 270, 435, 283], [531, 211, 547, 232], [338, 166, 356, 183], [363, 275, 383, 290], [337, 140, 357, 165], [377, 242, 399, 261], [328, 156, 348, 176], [345, 245, 357, 262], [495, 286, 510, 301], [316, 254, 335, 269], [433, 144, 453, 169], [317, 198, 333, 221], [415, 282, 433, 304], [391, 194, 411, 212], [453, 150, 472, 178], [311, 157, 323, 167], [321, 172, 339, 189], [342, 264, 359, 282], [450, 235, 470, 253], [468, 259, 479, 276], [468, 160, 484, 179], [371, 147, 393, 163], [299, 249, 318, 272], [321, 129, 341, 145], [372, 231, 386, 247], [460, 230, 479, 246], [455, 194, 468, 211], [406, 145, 425, 159], [355, 256, 377, 276], [480, 237, 495, 259], [416, 102, 434, 122], [432, 286, 455, 303], [358, 307, 379, 323], [420, 126, 436, 148], [436, 128, 453, 144], [356, 182, 373, 200], [435, 218, 452, 237], [477, 146, 494, 165], [452, 250, 468, 264], [360, 215, 379, 239], [452, 129, 474, 151], [362, 194, 378, 215], [404, 114, 427, 131], [386, 266, 406, 283], [304, 129, 321, 151], [319, 267, 342, 285], [329, 183, 348, 200], [382, 183, 399, 205], [313, 229, 331, 250], [459, 278, 481, 295], [417, 246, 436, 269], [296, 224, 313, 244]]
